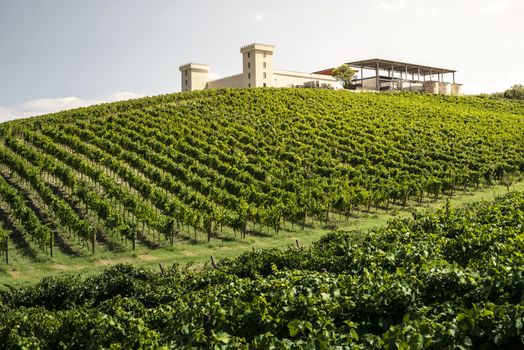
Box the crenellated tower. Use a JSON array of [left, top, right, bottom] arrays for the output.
[[179, 63, 209, 92], [240, 43, 275, 88]]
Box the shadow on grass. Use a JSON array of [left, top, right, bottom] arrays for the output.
[[95, 230, 126, 253], [0, 172, 83, 258], [245, 229, 274, 238], [136, 232, 161, 249], [0, 207, 40, 262]]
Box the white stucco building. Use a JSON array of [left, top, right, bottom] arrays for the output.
[[179, 43, 341, 92]]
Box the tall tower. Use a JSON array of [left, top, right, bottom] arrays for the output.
[[240, 43, 275, 88], [179, 63, 210, 92]]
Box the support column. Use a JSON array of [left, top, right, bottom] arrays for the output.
[[405, 65, 408, 91], [376, 62, 380, 91], [418, 67, 421, 83], [453, 72, 455, 84]]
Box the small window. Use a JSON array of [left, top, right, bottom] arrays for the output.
[[185, 71, 187, 76], [263, 52, 266, 58], [263, 62, 266, 68], [248, 73, 251, 79], [247, 52, 250, 58], [248, 83, 251, 87], [185, 80, 188, 85], [263, 83, 267, 87], [248, 62, 250, 69], [263, 72, 267, 79]]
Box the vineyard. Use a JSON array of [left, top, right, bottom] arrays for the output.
[[0, 88, 523, 265], [0, 191, 523, 348]]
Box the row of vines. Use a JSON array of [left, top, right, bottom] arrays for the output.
[[0, 88, 523, 257], [1, 191, 523, 348]]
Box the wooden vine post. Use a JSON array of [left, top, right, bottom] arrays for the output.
[[50, 230, 53, 258], [91, 230, 96, 255], [4, 236, 8, 264]]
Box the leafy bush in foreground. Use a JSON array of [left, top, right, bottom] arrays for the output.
[[1, 192, 524, 348]]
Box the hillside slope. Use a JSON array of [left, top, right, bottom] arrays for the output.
[[1, 191, 523, 348], [0, 89, 523, 260]]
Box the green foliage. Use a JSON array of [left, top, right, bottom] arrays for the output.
[[504, 84, 524, 100], [331, 64, 357, 89], [0, 89, 524, 255], [1, 192, 524, 348]]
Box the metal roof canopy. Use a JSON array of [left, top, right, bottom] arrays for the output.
[[347, 58, 456, 75]]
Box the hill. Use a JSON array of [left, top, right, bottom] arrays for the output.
[[0, 89, 524, 262], [1, 191, 523, 348]]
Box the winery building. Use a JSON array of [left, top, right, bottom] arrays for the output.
[[180, 43, 461, 95], [180, 43, 341, 92]]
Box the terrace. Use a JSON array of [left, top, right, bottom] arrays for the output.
[[315, 58, 462, 95]]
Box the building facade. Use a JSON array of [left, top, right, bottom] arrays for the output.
[[180, 45, 462, 95], [179, 43, 341, 92], [314, 58, 462, 95]]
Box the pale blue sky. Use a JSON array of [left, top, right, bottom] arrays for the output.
[[1, 0, 523, 120]]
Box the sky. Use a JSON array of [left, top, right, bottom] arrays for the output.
[[1, 0, 523, 121]]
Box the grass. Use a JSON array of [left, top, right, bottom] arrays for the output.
[[1, 181, 523, 289]]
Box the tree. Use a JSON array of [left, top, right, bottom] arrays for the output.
[[332, 64, 357, 89], [504, 84, 524, 100]]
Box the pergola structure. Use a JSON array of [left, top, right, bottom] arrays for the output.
[[347, 58, 457, 91], [314, 58, 461, 94]]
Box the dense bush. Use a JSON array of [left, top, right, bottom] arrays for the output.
[[1, 192, 523, 348], [504, 84, 524, 100]]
